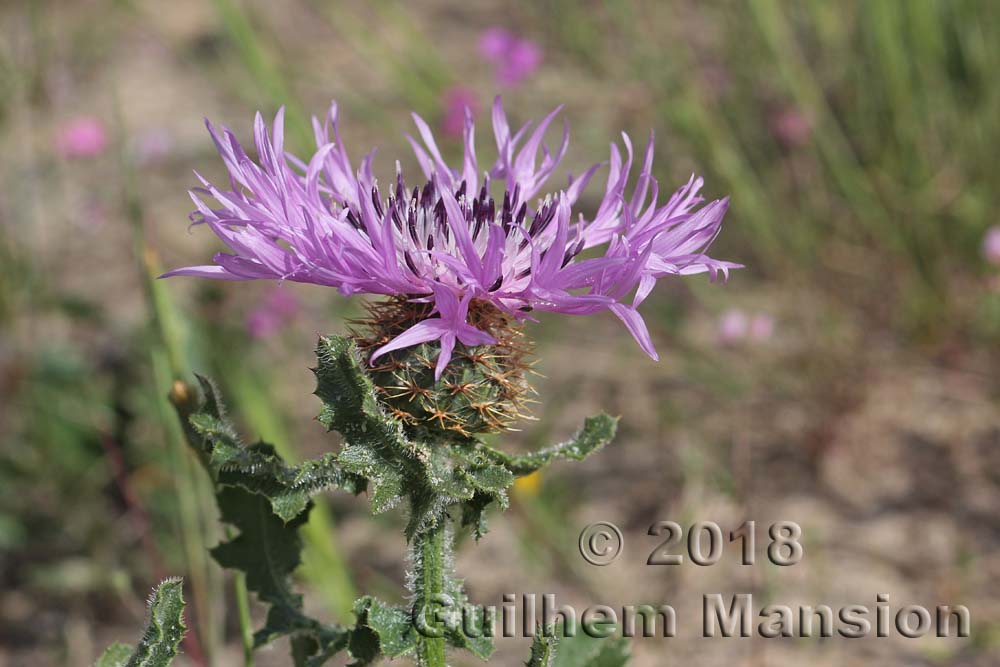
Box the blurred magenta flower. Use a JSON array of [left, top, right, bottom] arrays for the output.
[[165, 99, 738, 376], [246, 287, 301, 339], [478, 27, 542, 86], [441, 87, 480, 138], [983, 226, 1000, 266], [55, 117, 108, 159], [718, 309, 749, 345], [770, 107, 812, 148]]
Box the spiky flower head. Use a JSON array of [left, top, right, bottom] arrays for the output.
[[351, 296, 532, 438], [164, 98, 739, 433]]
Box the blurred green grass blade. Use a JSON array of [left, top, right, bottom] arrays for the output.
[[746, 0, 889, 225], [118, 103, 222, 664], [211, 0, 312, 151], [310, 0, 447, 117], [612, 2, 793, 266]]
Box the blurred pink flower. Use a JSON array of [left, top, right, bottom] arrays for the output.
[[441, 87, 479, 138], [718, 308, 749, 345], [55, 117, 108, 159], [719, 309, 774, 345], [983, 226, 1000, 266], [479, 27, 511, 61], [246, 287, 301, 339], [749, 314, 775, 342], [478, 27, 542, 86], [770, 107, 812, 148]]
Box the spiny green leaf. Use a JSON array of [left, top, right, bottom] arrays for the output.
[[461, 461, 515, 492], [405, 491, 453, 540], [316, 336, 438, 528], [459, 415, 616, 540], [314, 336, 413, 454], [442, 583, 494, 660], [95, 578, 186, 667], [315, 336, 489, 540], [487, 414, 619, 476], [525, 626, 559, 667], [129, 578, 187, 667], [182, 378, 365, 522]]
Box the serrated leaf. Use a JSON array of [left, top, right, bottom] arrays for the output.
[[210, 486, 309, 644], [347, 597, 418, 666], [461, 462, 514, 492], [95, 642, 132, 667], [460, 492, 496, 540], [170, 376, 353, 665], [210, 485, 351, 662], [444, 599, 494, 660], [95, 578, 186, 667], [487, 414, 619, 476]]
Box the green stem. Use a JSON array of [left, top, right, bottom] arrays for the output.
[[233, 570, 255, 667], [414, 519, 450, 667]]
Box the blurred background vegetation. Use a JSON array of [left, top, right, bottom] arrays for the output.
[[1, 1, 999, 666]]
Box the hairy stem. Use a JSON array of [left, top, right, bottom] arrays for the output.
[[413, 518, 450, 667]]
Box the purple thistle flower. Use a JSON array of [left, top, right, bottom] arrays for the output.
[[164, 99, 740, 377], [478, 27, 542, 86]]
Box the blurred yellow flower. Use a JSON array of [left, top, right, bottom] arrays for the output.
[[513, 470, 543, 497]]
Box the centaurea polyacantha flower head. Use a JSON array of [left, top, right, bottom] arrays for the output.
[[164, 98, 739, 434]]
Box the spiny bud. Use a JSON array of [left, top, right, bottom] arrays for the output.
[[352, 297, 534, 439]]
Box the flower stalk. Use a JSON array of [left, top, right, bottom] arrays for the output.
[[412, 519, 451, 667]]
